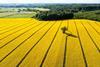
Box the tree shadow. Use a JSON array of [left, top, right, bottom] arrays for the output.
[[61, 26, 77, 38], [64, 32, 77, 38]]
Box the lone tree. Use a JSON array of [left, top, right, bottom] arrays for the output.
[[61, 26, 68, 34]]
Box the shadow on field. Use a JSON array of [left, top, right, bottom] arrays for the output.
[[61, 26, 77, 38]]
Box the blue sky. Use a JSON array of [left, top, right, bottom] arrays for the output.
[[0, 0, 100, 3]]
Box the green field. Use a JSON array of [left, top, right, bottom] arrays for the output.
[[0, 8, 36, 18], [74, 10, 100, 21]]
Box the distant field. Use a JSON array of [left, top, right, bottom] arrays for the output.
[[0, 18, 100, 67], [0, 7, 100, 21], [74, 10, 100, 21], [0, 8, 36, 18], [0, 12, 36, 18], [0, 12, 16, 17]]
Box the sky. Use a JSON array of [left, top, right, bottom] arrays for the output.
[[0, 0, 100, 4]]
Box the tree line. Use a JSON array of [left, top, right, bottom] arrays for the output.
[[32, 4, 100, 21]]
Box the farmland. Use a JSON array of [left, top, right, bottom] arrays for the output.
[[0, 12, 36, 18], [0, 8, 36, 18], [0, 4, 100, 21], [0, 18, 100, 67]]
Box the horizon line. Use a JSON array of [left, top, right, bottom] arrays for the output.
[[0, 3, 100, 4]]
